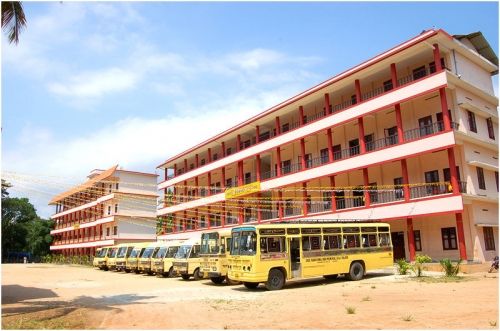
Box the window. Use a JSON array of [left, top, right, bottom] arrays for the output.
[[383, 79, 393, 92], [113, 226, 117, 235], [281, 160, 291, 174], [378, 233, 390, 246], [320, 148, 329, 164], [200, 159, 206, 166], [115, 183, 119, 190], [114, 204, 118, 213], [282, 123, 290, 133], [441, 227, 457, 250], [107, 206, 111, 215], [369, 182, 378, 203], [412, 66, 427, 80], [302, 236, 321, 251], [226, 178, 233, 188], [243, 140, 251, 149], [483, 227, 496, 251], [324, 235, 342, 250], [106, 227, 110, 236], [365, 133, 374, 151], [496, 172, 499, 192], [394, 177, 404, 199], [385, 126, 398, 145], [487, 117, 495, 140], [285, 199, 293, 216], [414, 230, 422, 251], [108, 184, 112, 193], [343, 234, 360, 248], [351, 94, 357, 105], [467, 111, 477, 133], [418, 116, 434, 136], [190, 163, 194, 170], [349, 139, 359, 156], [425, 170, 440, 195], [477, 167, 486, 190], [213, 153, 218, 161], [333, 144, 342, 160], [260, 236, 286, 253], [429, 58, 446, 73], [322, 192, 332, 210], [245, 172, 252, 184], [305, 153, 312, 168], [361, 233, 378, 247]]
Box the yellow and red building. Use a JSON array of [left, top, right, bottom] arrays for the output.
[[156, 29, 498, 263]]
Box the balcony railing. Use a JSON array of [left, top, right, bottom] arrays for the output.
[[163, 66, 446, 182]]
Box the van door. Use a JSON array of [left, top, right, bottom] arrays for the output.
[[289, 237, 301, 278]]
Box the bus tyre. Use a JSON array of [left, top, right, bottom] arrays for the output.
[[265, 269, 285, 291], [167, 267, 175, 278], [193, 268, 202, 280], [211, 276, 225, 284], [348, 262, 365, 281], [243, 282, 259, 289], [181, 274, 190, 280], [125, 269, 131, 273]]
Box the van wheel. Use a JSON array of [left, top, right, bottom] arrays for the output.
[[193, 268, 202, 280], [348, 262, 365, 281], [181, 274, 190, 280], [324, 274, 338, 279], [167, 267, 175, 278], [265, 269, 285, 290], [134, 269, 140, 274], [211, 276, 225, 284], [243, 282, 259, 289]]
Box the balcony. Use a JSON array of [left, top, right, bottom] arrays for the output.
[[160, 67, 446, 185]]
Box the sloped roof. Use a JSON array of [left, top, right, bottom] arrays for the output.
[[454, 31, 498, 73], [49, 165, 118, 205]]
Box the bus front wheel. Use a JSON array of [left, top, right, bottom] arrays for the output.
[[348, 261, 365, 281], [211, 276, 225, 284], [193, 268, 202, 280], [167, 266, 175, 278], [265, 269, 285, 290], [243, 282, 259, 289]]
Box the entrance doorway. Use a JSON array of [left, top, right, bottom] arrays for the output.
[[289, 237, 301, 278], [391, 232, 406, 261]]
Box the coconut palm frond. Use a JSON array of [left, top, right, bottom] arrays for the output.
[[1, 1, 27, 45]]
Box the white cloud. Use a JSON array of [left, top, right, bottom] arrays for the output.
[[227, 49, 284, 70]]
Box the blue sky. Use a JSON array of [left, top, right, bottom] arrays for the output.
[[2, 1, 498, 217]]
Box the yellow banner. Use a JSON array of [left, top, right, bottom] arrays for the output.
[[73, 224, 80, 229], [225, 181, 261, 199]]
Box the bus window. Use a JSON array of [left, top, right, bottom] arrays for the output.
[[190, 245, 200, 258], [324, 235, 342, 250], [344, 234, 360, 248], [378, 233, 390, 246], [310, 236, 321, 250], [302, 237, 311, 251], [260, 237, 286, 253], [361, 234, 378, 247], [232, 231, 257, 255]]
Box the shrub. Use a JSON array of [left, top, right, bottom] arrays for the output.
[[440, 258, 462, 277], [345, 306, 356, 314], [413, 254, 432, 277], [396, 258, 412, 275]]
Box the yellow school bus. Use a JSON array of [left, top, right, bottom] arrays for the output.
[[105, 245, 120, 271], [227, 221, 393, 290], [93, 247, 110, 269], [172, 239, 202, 280], [151, 240, 185, 277], [200, 229, 236, 284], [126, 242, 151, 273], [115, 243, 136, 272], [138, 242, 162, 275]]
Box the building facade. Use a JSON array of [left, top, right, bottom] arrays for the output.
[[156, 29, 498, 263], [49, 165, 158, 256]]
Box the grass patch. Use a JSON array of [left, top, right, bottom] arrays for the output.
[[402, 314, 413, 322], [489, 320, 497, 327], [2, 307, 89, 329], [361, 296, 371, 302], [345, 306, 356, 314], [412, 275, 473, 283]]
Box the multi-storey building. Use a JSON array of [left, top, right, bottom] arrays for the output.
[[49, 165, 158, 256], [156, 29, 498, 262]]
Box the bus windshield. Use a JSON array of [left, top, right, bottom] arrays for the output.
[[97, 248, 107, 258], [166, 246, 179, 258], [156, 247, 167, 259], [175, 245, 192, 259], [201, 233, 220, 254], [116, 247, 128, 258], [231, 231, 257, 256], [129, 248, 141, 258], [141, 248, 155, 258], [107, 248, 117, 258]]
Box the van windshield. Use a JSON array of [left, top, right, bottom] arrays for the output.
[[231, 231, 257, 256], [156, 247, 167, 259], [107, 248, 117, 258], [129, 248, 141, 258], [96, 249, 107, 258], [141, 248, 154, 258], [201, 233, 220, 254], [116, 247, 128, 258], [166, 246, 179, 258], [175, 245, 192, 259]]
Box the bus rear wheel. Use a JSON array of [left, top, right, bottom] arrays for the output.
[[265, 269, 285, 291], [193, 268, 202, 280], [348, 261, 365, 281], [211, 276, 225, 284], [167, 266, 175, 278], [243, 282, 259, 289], [181, 274, 190, 280]]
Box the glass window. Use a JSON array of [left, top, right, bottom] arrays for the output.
[[343, 234, 360, 248], [414, 230, 422, 251], [487, 117, 495, 140], [467, 111, 477, 133], [260, 236, 286, 253], [477, 167, 486, 190], [441, 227, 457, 250], [320, 148, 329, 164], [484, 227, 496, 251], [361, 234, 378, 247], [231, 231, 257, 255], [412, 66, 427, 80], [383, 79, 393, 92], [324, 235, 342, 250], [378, 233, 390, 247]]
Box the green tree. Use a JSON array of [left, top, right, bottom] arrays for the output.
[[1, 196, 36, 258], [2, 179, 12, 198], [1, 1, 27, 44], [26, 218, 54, 258]]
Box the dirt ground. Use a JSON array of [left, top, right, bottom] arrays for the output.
[[1, 264, 498, 329]]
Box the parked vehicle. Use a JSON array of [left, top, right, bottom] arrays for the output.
[[200, 229, 236, 284], [93, 247, 111, 270], [173, 239, 202, 280], [115, 244, 136, 272], [138, 242, 162, 275], [489, 256, 499, 273], [125, 242, 151, 273], [151, 240, 185, 277]]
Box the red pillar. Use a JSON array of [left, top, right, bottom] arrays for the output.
[[237, 134, 241, 152], [300, 138, 306, 170], [401, 159, 410, 201], [455, 213, 467, 260], [184, 159, 188, 172], [363, 168, 370, 207], [390, 63, 398, 88], [275, 116, 281, 135], [433, 43, 442, 71], [327, 128, 334, 162], [355, 79, 362, 103], [238, 161, 244, 186], [221, 142, 226, 157], [358, 117, 366, 154], [276, 147, 282, 177], [324, 93, 331, 114], [440, 88, 451, 131], [302, 182, 308, 215], [255, 125, 260, 143], [447, 148, 460, 194], [299, 106, 304, 126], [330, 176, 336, 213], [407, 218, 416, 261], [208, 148, 212, 163], [395, 104, 404, 143], [256, 154, 261, 181]]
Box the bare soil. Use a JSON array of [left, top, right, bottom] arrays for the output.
[[2, 264, 498, 329]]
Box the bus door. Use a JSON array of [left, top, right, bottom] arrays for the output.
[[289, 237, 301, 278]]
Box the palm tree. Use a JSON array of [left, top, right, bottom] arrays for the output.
[[1, 1, 26, 45]]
